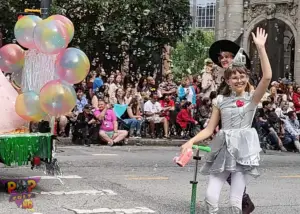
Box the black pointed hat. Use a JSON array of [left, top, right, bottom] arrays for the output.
[[209, 40, 251, 69]]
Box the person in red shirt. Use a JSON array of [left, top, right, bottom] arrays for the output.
[[159, 94, 175, 121], [292, 86, 300, 119], [176, 101, 198, 133]]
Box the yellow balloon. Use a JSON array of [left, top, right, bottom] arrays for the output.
[[15, 91, 47, 122]]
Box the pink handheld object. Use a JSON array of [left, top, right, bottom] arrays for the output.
[[174, 149, 193, 167]]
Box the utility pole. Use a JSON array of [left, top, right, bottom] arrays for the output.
[[40, 0, 52, 19]]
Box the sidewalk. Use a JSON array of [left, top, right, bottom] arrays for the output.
[[57, 137, 186, 147]]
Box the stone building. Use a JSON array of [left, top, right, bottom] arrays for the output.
[[215, 0, 298, 83]]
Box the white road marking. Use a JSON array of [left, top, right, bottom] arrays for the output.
[[39, 175, 82, 179], [0, 175, 82, 180], [92, 154, 118, 156], [70, 207, 155, 213], [33, 189, 117, 196]]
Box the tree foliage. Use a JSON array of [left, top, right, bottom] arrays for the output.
[[51, 0, 191, 75], [0, 0, 41, 44], [0, 0, 190, 77], [171, 29, 215, 80]]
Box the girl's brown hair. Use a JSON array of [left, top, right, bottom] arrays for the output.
[[221, 66, 252, 96]]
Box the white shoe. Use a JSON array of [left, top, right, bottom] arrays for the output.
[[294, 140, 300, 152]]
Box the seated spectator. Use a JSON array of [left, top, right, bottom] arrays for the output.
[[292, 86, 300, 120], [76, 87, 89, 112], [111, 88, 125, 105], [198, 97, 212, 128], [159, 94, 175, 121], [176, 101, 198, 135], [121, 97, 143, 138], [275, 100, 292, 118], [94, 100, 128, 146], [72, 104, 98, 147], [255, 101, 287, 151], [282, 111, 300, 152], [144, 93, 169, 139], [58, 87, 87, 137]]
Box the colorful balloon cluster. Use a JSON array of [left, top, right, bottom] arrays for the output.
[[0, 14, 90, 121]]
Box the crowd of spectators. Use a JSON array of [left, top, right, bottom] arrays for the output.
[[53, 59, 300, 153]]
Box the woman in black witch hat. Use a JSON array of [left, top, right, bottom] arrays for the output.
[[209, 38, 255, 214], [181, 27, 271, 213]]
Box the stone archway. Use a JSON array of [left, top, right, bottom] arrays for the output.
[[243, 13, 298, 53], [242, 12, 296, 82], [247, 18, 295, 81]]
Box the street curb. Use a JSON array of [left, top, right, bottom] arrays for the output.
[[57, 137, 185, 147]]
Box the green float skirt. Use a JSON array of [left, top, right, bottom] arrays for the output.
[[0, 133, 52, 167]]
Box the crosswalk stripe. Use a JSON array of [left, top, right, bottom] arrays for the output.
[[33, 189, 117, 196], [92, 154, 118, 156], [70, 207, 155, 213]]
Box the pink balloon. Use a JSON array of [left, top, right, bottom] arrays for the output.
[[48, 15, 74, 43], [0, 44, 25, 73], [33, 19, 68, 55], [55, 48, 90, 84], [0, 72, 25, 133]]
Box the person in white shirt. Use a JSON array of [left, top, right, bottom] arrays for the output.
[[144, 93, 169, 139]]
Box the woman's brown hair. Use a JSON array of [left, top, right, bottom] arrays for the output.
[[221, 66, 252, 96]]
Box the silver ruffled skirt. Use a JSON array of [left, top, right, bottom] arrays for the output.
[[200, 128, 261, 178]]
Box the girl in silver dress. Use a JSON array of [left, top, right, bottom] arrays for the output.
[[181, 27, 271, 213]]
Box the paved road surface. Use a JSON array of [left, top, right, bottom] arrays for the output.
[[0, 145, 299, 214]]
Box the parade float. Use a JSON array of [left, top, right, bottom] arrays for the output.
[[0, 14, 90, 175]]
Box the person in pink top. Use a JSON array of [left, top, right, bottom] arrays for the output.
[[93, 100, 128, 146]]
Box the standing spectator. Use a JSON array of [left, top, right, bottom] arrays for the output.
[[147, 76, 161, 97], [201, 59, 217, 98], [144, 93, 169, 139], [124, 87, 133, 105], [87, 71, 97, 99], [115, 74, 123, 89], [158, 72, 177, 98], [137, 76, 149, 101], [178, 77, 196, 105], [92, 72, 104, 93], [105, 74, 118, 104]]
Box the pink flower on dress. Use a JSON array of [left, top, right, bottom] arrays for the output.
[[236, 100, 244, 107]]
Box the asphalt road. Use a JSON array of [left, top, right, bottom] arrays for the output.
[[0, 145, 299, 214]]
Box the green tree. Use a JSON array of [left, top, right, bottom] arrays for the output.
[[171, 29, 215, 81], [51, 0, 191, 74], [0, 0, 41, 45]]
